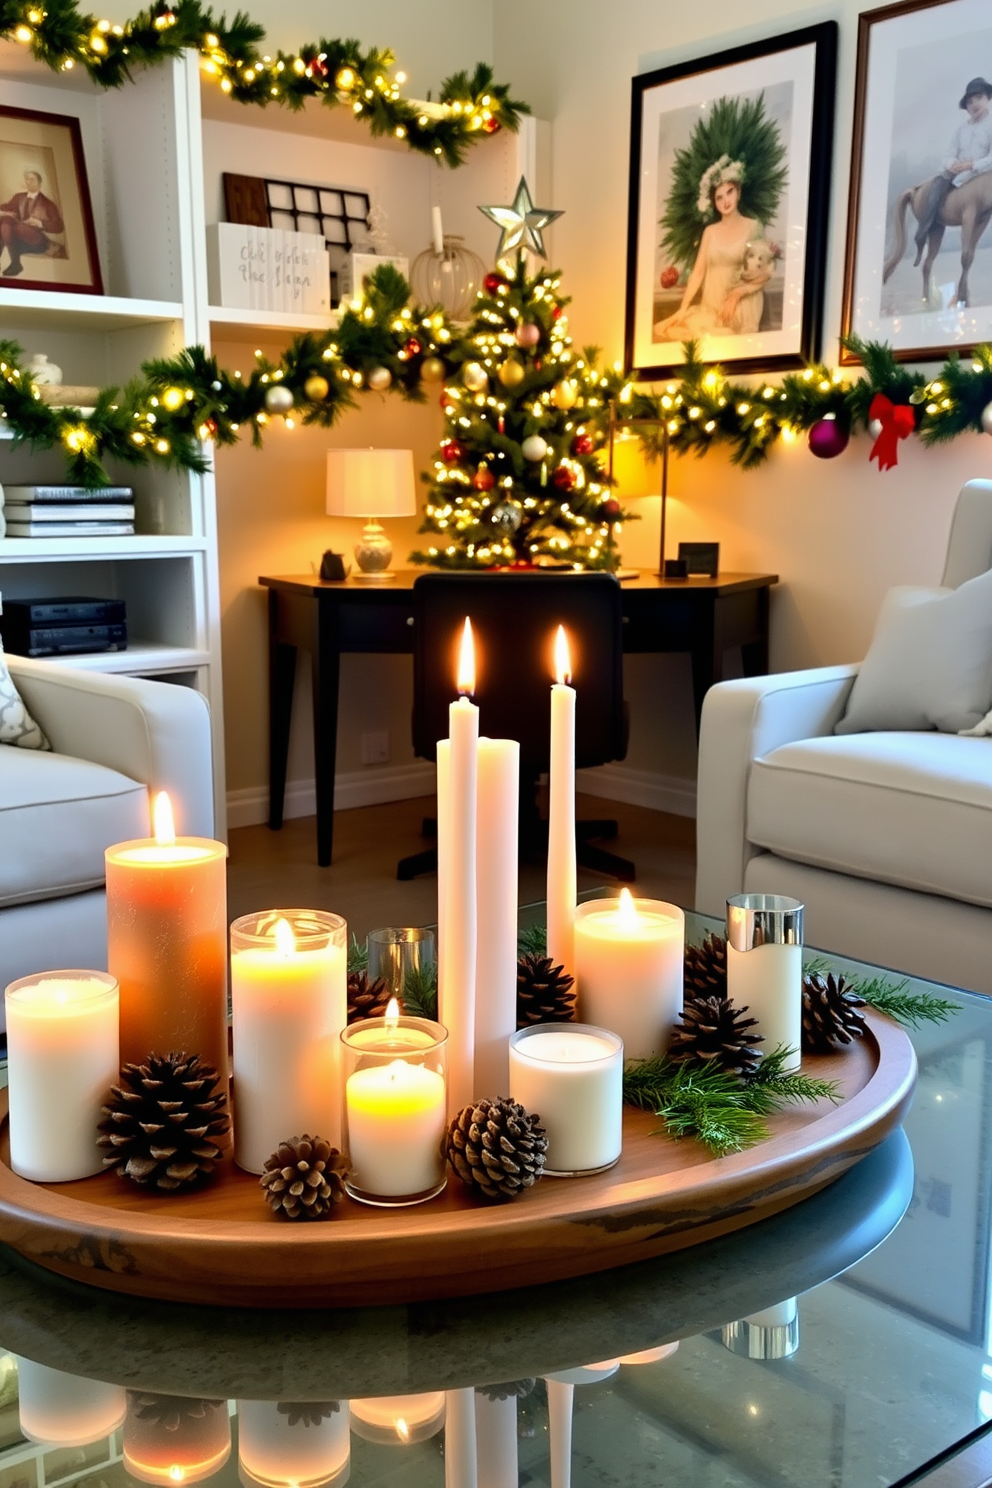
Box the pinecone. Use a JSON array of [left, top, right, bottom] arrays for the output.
[[126, 1392, 226, 1431], [516, 953, 576, 1028], [476, 1379, 536, 1402], [802, 971, 867, 1052], [276, 1402, 340, 1427], [260, 1134, 348, 1220], [669, 995, 764, 1078], [347, 970, 393, 1024], [97, 1052, 230, 1191], [446, 1097, 548, 1200], [684, 933, 727, 1000]]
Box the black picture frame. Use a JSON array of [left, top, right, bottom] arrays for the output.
[[624, 23, 836, 379], [679, 541, 721, 576], [840, 0, 992, 365]]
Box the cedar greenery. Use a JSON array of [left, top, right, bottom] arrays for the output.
[[801, 958, 958, 1030], [660, 94, 788, 271], [401, 959, 438, 1021], [0, 1, 528, 167]]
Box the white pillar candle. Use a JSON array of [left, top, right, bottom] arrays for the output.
[[619, 1342, 679, 1365], [475, 737, 519, 1097], [545, 1379, 573, 1488], [475, 1392, 517, 1488], [547, 626, 577, 978], [238, 1399, 350, 1488], [574, 891, 684, 1061], [342, 1010, 448, 1203], [438, 619, 479, 1116], [231, 910, 347, 1173], [747, 1298, 798, 1328], [4, 971, 119, 1182], [508, 1024, 623, 1175], [444, 1388, 477, 1488], [16, 1359, 126, 1447], [726, 895, 804, 1073], [123, 1394, 231, 1485], [350, 1394, 446, 1445], [432, 205, 445, 255]]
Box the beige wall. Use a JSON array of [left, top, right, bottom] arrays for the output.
[[188, 0, 990, 819]]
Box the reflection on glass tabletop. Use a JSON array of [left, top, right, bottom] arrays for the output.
[[0, 906, 989, 1487]]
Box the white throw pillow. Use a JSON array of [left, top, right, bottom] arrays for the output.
[[0, 639, 50, 749], [836, 569, 992, 734]]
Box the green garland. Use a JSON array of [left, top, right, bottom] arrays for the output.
[[626, 337, 992, 470], [0, 0, 528, 166]]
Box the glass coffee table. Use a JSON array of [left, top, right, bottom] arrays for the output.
[[0, 910, 989, 1487]]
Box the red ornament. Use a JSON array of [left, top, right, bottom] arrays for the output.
[[572, 432, 594, 456], [404, 338, 422, 357], [201, 418, 218, 438], [807, 416, 850, 460], [483, 117, 501, 134], [601, 497, 622, 520], [660, 265, 679, 290], [473, 467, 495, 491], [552, 465, 575, 491], [498, 415, 505, 434], [483, 272, 505, 295], [552, 306, 562, 320], [441, 440, 465, 463]]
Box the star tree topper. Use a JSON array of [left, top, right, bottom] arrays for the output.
[[478, 176, 563, 260]]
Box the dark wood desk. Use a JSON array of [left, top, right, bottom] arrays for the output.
[[259, 569, 778, 866]]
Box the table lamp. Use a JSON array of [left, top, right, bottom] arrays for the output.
[[326, 448, 416, 582]]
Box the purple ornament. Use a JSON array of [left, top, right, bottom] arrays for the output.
[[807, 416, 850, 460]]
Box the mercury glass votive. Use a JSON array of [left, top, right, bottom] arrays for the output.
[[341, 1012, 447, 1205], [726, 894, 804, 1072]]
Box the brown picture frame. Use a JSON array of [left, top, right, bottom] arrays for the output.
[[841, 0, 992, 364], [0, 104, 102, 296]]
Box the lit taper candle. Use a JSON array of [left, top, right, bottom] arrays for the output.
[[437, 618, 479, 1115], [547, 625, 577, 979]]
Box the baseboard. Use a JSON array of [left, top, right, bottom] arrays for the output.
[[227, 762, 437, 829], [575, 763, 697, 818]]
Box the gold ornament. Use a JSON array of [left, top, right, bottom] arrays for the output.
[[551, 379, 579, 410], [304, 374, 330, 401], [499, 359, 526, 389], [420, 356, 446, 383]]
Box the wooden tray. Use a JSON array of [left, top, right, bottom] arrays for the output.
[[0, 1013, 916, 1309]]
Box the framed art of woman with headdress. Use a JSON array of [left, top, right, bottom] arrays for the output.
[[625, 25, 836, 378]]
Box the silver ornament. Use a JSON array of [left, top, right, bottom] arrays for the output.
[[264, 384, 294, 414], [868, 418, 883, 441], [367, 365, 393, 392], [491, 501, 523, 534], [982, 400, 992, 436], [521, 434, 548, 462], [463, 362, 488, 392]]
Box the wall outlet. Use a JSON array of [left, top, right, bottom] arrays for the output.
[[361, 730, 390, 766]]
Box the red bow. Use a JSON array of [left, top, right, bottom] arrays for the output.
[[868, 394, 915, 471]]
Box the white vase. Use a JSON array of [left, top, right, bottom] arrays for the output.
[[25, 353, 62, 385]]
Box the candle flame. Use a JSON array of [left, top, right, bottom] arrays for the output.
[[554, 624, 572, 685], [168, 1470, 185, 1483], [396, 1418, 410, 1442], [385, 996, 400, 1031], [152, 791, 176, 846], [456, 616, 476, 696], [617, 887, 638, 926], [274, 917, 296, 955]]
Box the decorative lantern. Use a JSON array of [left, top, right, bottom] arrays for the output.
[[411, 236, 486, 321]]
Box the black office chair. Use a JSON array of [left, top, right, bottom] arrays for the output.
[[396, 571, 634, 882]]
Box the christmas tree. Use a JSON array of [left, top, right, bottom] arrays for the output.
[[411, 254, 628, 570]]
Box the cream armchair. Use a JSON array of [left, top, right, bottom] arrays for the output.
[[1, 659, 214, 1017], [695, 479, 992, 997]]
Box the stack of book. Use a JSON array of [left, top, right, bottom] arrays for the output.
[[2, 485, 136, 538]]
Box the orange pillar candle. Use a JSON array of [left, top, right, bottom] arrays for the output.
[[106, 793, 229, 1081]]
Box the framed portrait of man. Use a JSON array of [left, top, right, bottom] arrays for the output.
[[842, 0, 992, 362], [624, 24, 837, 379], [0, 105, 102, 296]]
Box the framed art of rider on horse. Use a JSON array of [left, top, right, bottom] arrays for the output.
[[842, 0, 992, 363]]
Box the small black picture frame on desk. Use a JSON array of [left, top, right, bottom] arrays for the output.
[[678, 542, 720, 577]]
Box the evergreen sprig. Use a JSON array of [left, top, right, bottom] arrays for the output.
[[622, 1051, 840, 1157], [517, 924, 548, 957], [0, 2, 528, 166], [347, 934, 367, 974], [401, 961, 438, 1021], [849, 978, 957, 1030]]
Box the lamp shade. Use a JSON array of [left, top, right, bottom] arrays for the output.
[[326, 448, 417, 519]]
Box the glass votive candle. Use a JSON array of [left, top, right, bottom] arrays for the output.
[[508, 1024, 623, 1176], [574, 892, 684, 1060], [341, 1011, 447, 1205], [123, 1390, 231, 1485], [231, 910, 347, 1172], [15, 1358, 126, 1447], [726, 894, 804, 1072], [366, 926, 436, 1003], [4, 970, 119, 1182], [237, 1398, 350, 1488], [349, 1393, 446, 1445]]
